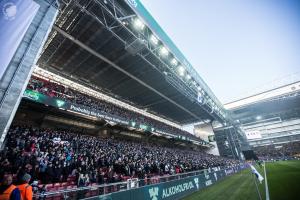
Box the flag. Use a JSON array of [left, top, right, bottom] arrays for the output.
[[249, 164, 264, 183], [0, 0, 40, 79]]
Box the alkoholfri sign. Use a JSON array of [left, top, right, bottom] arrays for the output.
[[79, 166, 247, 200], [162, 180, 196, 198], [147, 178, 198, 200]]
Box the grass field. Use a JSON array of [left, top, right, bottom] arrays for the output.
[[183, 160, 300, 200]]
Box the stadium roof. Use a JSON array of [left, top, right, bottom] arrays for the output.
[[226, 81, 300, 124], [37, 0, 226, 125]]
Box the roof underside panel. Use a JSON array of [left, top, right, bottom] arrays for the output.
[[231, 95, 300, 123], [38, 1, 214, 124]]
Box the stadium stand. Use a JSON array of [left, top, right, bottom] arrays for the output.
[[6, 0, 300, 199], [0, 125, 240, 194], [26, 76, 203, 142], [253, 141, 300, 160]]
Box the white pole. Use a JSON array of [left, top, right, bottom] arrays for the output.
[[264, 161, 270, 200]]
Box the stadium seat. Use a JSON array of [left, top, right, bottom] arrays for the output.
[[61, 182, 68, 188], [53, 183, 60, 190], [45, 184, 54, 190]]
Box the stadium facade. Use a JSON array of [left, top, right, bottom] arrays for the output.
[[1, 1, 300, 200], [225, 80, 300, 156]]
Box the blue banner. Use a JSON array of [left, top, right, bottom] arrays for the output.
[[0, 0, 39, 80]]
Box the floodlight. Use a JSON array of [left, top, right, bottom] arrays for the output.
[[178, 66, 185, 76], [150, 34, 158, 45], [134, 18, 145, 30], [160, 46, 169, 56], [186, 74, 191, 80], [171, 58, 178, 65], [122, 21, 128, 26]]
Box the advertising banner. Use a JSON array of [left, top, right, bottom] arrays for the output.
[[0, 0, 39, 80], [68, 104, 130, 126], [23, 90, 194, 140], [245, 130, 262, 140], [23, 89, 68, 109], [23, 89, 204, 143], [87, 165, 246, 200]]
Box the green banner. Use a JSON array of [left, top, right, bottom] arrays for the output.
[[85, 165, 246, 200], [23, 89, 68, 108], [23, 89, 205, 143]]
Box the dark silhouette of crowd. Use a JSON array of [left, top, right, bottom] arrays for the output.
[[0, 126, 240, 190], [254, 141, 300, 160], [26, 76, 203, 143]]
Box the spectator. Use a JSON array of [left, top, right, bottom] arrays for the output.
[[26, 76, 204, 143], [254, 142, 300, 160], [17, 173, 33, 200], [0, 174, 21, 200], [1, 125, 242, 193]]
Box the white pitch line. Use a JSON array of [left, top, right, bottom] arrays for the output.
[[264, 161, 270, 200]]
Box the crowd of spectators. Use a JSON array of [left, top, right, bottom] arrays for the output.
[[254, 141, 300, 160], [0, 125, 240, 189], [26, 76, 203, 142]]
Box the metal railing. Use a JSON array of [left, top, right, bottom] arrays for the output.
[[33, 165, 243, 200]]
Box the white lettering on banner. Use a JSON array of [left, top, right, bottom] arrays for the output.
[[245, 130, 262, 139], [225, 168, 234, 175], [205, 174, 210, 180], [162, 181, 194, 198], [70, 105, 90, 115], [214, 173, 218, 181], [70, 105, 129, 125], [194, 178, 199, 189], [147, 166, 244, 200], [205, 180, 212, 186], [149, 187, 159, 200]]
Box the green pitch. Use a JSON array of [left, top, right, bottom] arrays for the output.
[[183, 160, 300, 200]]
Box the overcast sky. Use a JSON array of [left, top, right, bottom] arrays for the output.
[[140, 0, 300, 103]]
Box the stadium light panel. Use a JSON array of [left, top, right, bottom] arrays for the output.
[[122, 21, 128, 26], [186, 74, 191, 80], [150, 34, 158, 45], [133, 18, 145, 30], [171, 58, 178, 66], [177, 66, 185, 76], [160, 46, 169, 56]]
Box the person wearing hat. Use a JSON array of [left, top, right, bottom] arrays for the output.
[[17, 174, 32, 200], [0, 174, 21, 200]]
